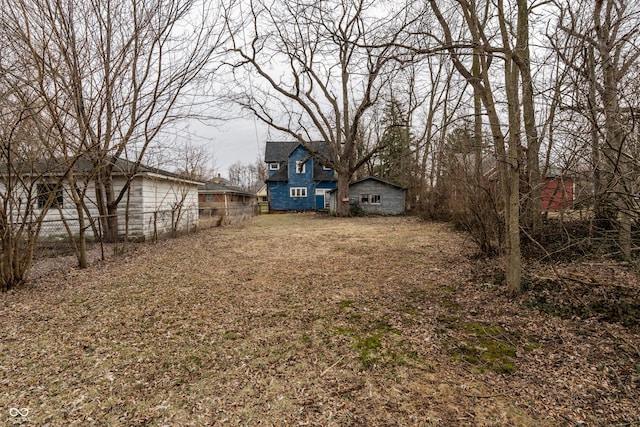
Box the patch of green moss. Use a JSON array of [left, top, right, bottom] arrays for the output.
[[339, 299, 354, 308], [223, 330, 240, 340], [355, 333, 383, 368], [523, 337, 542, 352], [407, 289, 427, 299], [453, 339, 516, 374], [332, 316, 407, 369], [439, 298, 461, 310], [299, 333, 312, 345], [332, 327, 354, 337], [347, 313, 362, 322], [482, 339, 517, 372], [370, 317, 401, 335], [385, 339, 423, 368], [187, 355, 203, 368], [464, 322, 504, 336], [451, 322, 519, 374], [401, 306, 420, 316]]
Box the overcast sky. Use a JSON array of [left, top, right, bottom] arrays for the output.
[[192, 117, 270, 178]]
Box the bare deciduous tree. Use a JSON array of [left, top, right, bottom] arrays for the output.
[[147, 138, 218, 182], [426, 0, 547, 293], [553, 0, 640, 259], [4, 0, 225, 244], [227, 160, 265, 192], [0, 66, 73, 289], [223, 0, 424, 215]]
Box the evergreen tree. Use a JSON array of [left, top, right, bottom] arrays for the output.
[[377, 99, 413, 187]]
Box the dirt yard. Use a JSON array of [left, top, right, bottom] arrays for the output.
[[1, 214, 638, 426]]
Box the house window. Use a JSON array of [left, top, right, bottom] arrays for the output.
[[290, 187, 307, 198], [322, 165, 332, 170], [360, 194, 369, 204], [295, 161, 306, 174], [370, 194, 381, 204], [37, 183, 63, 209], [269, 163, 280, 170]]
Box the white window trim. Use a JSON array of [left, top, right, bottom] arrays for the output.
[[295, 161, 306, 174], [322, 165, 332, 170], [269, 163, 280, 170], [290, 187, 307, 198]]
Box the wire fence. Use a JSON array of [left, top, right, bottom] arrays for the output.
[[198, 204, 259, 229], [3, 204, 260, 262]]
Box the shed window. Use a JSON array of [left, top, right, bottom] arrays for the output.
[[290, 187, 307, 198], [37, 183, 63, 209], [360, 194, 369, 204], [269, 163, 280, 170], [370, 194, 381, 204]]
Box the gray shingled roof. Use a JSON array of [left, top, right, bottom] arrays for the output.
[[264, 140, 336, 182], [198, 180, 256, 197], [350, 176, 405, 189], [0, 155, 203, 185], [265, 165, 290, 182], [313, 164, 337, 182], [327, 176, 405, 193], [264, 141, 298, 162], [265, 164, 336, 183], [264, 140, 332, 164]]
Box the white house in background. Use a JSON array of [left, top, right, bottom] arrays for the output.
[[0, 157, 203, 240]]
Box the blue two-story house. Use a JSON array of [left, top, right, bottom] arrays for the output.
[[264, 141, 337, 211]]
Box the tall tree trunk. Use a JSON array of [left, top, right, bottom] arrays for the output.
[[429, 0, 523, 293], [473, 53, 483, 184], [595, 0, 631, 259], [335, 171, 352, 216], [587, 46, 604, 240], [516, 0, 542, 236], [499, 0, 523, 294], [95, 171, 119, 243], [67, 169, 87, 268], [504, 62, 523, 295]]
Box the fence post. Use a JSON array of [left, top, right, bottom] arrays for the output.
[[153, 211, 158, 243]]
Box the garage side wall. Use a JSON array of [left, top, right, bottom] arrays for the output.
[[350, 180, 406, 215], [140, 177, 199, 239]]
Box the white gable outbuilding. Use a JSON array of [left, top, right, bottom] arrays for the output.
[[1, 158, 202, 241]]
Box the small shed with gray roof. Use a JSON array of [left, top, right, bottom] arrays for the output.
[[328, 176, 406, 215]]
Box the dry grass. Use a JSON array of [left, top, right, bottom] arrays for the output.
[[1, 214, 638, 426]]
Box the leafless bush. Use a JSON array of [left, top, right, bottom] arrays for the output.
[[450, 182, 503, 257]]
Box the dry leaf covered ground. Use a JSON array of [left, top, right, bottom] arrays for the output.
[[1, 214, 638, 426]]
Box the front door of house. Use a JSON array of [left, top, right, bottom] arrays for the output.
[[315, 189, 330, 210]]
